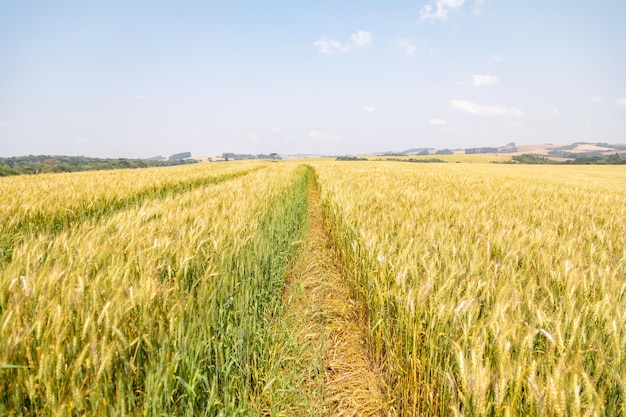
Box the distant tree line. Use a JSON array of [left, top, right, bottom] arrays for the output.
[[465, 147, 499, 154], [500, 153, 626, 165], [465, 143, 518, 154], [0, 155, 199, 176], [222, 153, 281, 161], [547, 150, 626, 159], [381, 157, 446, 164], [406, 158, 446, 163], [505, 154, 554, 164], [335, 156, 367, 161], [563, 154, 626, 164]]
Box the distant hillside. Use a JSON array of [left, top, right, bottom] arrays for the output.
[[373, 142, 626, 164], [546, 142, 626, 158], [401, 148, 435, 156], [0, 155, 198, 176], [508, 153, 626, 165], [506, 142, 626, 158]]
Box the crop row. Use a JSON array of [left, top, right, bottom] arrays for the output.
[[0, 162, 265, 266], [0, 163, 311, 415], [315, 161, 626, 416]]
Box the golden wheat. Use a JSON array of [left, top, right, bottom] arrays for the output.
[[0, 162, 310, 415], [3, 159, 624, 415], [314, 161, 626, 416]]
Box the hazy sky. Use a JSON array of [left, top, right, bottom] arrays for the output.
[[1, 1, 625, 158]]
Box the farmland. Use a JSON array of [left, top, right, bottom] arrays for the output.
[[314, 162, 626, 415], [1, 161, 625, 415]]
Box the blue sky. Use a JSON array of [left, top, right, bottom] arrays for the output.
[[1, 0, 625, 158]]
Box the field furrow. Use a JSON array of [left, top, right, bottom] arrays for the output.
[[265, 168, 387, 416]]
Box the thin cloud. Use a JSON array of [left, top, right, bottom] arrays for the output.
[[131, 95, 145, 100], [616, 97, 626, 107], [592, 96, 604, 103], [0, 121, 6, 126], [489, 54, 505, 63], [75, 137, 88, 144], [248, 134, 259, 141], [395, 39, 418, 55], [363, 106, 377, 114], [314, 31, 372, 55], [450, 99, 525, 118], [420, 0, 466, 22], [472, 74, 499, 87], [351, 31, 372, 48], [271, 126, 281, 132], [428, 118, 448, 125], [314, 38, 350, 55]]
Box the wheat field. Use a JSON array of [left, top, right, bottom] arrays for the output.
[[1, 160, 625, 415], [1, 162, 310, 415], [314, 161, 626, 416]]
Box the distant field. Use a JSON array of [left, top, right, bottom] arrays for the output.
[[1, 161, 625, 415], [391, 154, 512, 163]]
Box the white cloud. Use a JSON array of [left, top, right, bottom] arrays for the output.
[[131, 95, 145, 100], [248, 134, 259, 141], [314, 38, 350, 55], [396, 39, 418, 55], [75, 137, 88, 144], [314, 31, 372, 55], [592, 96, 604, 103], [363, 106, 377, 114], [309, 130, 341, 140], [472, 74, 499, 86], [351, 31, 372, 48], [428, 118, 448, 125], [550, 107, 560, 115], [420, 0, 466, 22], [271, 126, 281, 132], [616, 97, 626, 107], [489, 54, 505, 63], [0, 121, 6, 126], [450, 99, 525, 118]]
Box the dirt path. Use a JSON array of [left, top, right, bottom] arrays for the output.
[[279, 174, 387, 416]]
